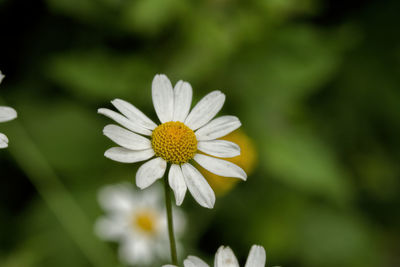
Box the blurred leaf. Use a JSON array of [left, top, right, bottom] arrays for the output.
[[228, 25, 356, 117], [354, 151, 399, 201], [262, 128, 353, 202], [17, 199, 96, 267], [12, 97, 106, 179], [45, 0, 106, 22], [298, 207, 383, 267], [46, 50, 155, 103], [259, 0, 319, 20], [121, 0, 186, 35], [167, 15, 236, 81]]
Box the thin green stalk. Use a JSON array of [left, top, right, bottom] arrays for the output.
[[1, 98, 120, 267], [163, 175, 178, 265]]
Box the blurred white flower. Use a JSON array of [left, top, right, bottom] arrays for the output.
[[99, 74, 246, 209], [0, 71, 17, 149], [163, 245, 266, 267], [95, 183, 185, 266]]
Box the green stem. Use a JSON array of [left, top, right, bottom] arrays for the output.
[[0, 98, 120, 267], [163, 175, 178, 265]]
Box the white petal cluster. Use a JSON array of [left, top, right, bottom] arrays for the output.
[[99, 74, 246, 208], [95, 183, 185, 266], [0, 71, 17, 149], [163, 245, 266, 267]]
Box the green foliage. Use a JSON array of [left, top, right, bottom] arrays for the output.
[[1, 0, 399, 266], [47, 51, 155, 103]]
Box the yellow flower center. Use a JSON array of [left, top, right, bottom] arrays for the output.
[[151, 121, 197, 164], [133, 211, 157, 235]]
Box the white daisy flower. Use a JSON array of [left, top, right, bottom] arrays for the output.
[[163, 244, 266, 267], [95, 183, 185, 266], [98, 74, 246, 208], [0, 71, 17, 149]]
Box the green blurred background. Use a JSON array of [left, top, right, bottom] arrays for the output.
[[1, 0, 400, 266]]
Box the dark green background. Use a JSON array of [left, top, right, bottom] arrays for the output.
[[1, 0, 399, 266]]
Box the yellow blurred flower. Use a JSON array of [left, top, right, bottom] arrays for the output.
[[197, 130, 257, 196]]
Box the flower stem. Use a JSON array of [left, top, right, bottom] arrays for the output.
[[163, 174, 178, 265]]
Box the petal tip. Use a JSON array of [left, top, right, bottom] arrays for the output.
[[153, 73, 169, 82], [205, 195, 216, 209], [103, 150, 111, 159], [110, 99, 119, 105], [102, 125, 109, 133]]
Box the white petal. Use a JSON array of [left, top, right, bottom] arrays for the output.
[[97, 183, 136, 213], [183, 260, 197, 267], [198, 140, 240, 158], [119, 239, 152, 265], [104, 147, 154, 163], [111, 99, 157, 130], [136, 157, 167, 189], [245, 245, 266, 267], [0, 106, 17, 123], [173, 80, 193, 122], [0, 71, 4, 83], [184, 256, 210, 267], [0, 133, 9, 148], [194, 154, 247, 180], [184, 91, 225, 130], [103, 124, 151, 150], [169, 164, 187, 206], [94, 217, 125, 241], [181, 163, 215, 209], [152, 74, 174, 123], [214, 246, 239, 267], [195, 116, 241, 141], [98, 108, 152, 136]]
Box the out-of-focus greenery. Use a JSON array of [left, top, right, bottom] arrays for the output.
[[1, 0, 399, 266]]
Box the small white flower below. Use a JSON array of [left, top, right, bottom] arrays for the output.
[[0, 71, 17, 149], [95, 183, 185, 266], [163, 245, 266, 267]]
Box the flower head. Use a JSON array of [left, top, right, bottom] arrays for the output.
[[0, 71, 17, 149], [98, 74, 246, 208], [163, 244, 266, 267], [95, 183, 185, 266]]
